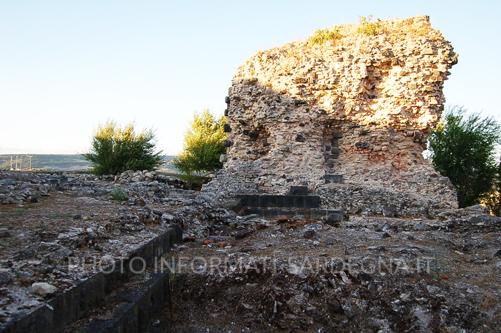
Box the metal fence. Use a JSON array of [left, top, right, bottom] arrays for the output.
[[0, 155, 33, 171]]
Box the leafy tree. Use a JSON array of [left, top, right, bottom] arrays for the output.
[[84, 122, 162, 175], [173, 110, 227, 178], [428, 106, 501, 207], [480, 158, 501, 216]]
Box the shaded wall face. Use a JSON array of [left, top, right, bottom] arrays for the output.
[[224, 81, 451, 198], [225, 82, 328, 193]]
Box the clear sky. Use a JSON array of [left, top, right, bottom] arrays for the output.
[[0, 0, 499, 155]]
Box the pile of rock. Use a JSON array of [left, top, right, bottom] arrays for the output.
[[117, 169, 188, 189], [0, 172, 58, 205], [0, 169, 194, 207], [116, 170, 158, 183]]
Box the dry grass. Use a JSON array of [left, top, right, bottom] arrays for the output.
[[306, 16, 441, 46], [307, 27, 343, 45], [357, 16, 384, 36]]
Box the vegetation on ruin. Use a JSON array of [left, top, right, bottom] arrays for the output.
[[357, 16, 384, 36], [173, 110, 227, 181], [84, 122, 162, 175], [429, 106, 501, 208], [306, 16, 440, 48], [308, 27, 343, 45]]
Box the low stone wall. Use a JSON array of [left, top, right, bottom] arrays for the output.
[[0, 226, 182, 333]]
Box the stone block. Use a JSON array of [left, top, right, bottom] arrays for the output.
[[288, 186, 309, 195]]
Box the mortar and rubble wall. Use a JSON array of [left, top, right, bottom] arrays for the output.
[[204, 16, 459, 216]]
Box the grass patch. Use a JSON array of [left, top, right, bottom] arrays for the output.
[[178, 173, 210, 191], [48, 212, 73, 219], [308, 27, 343, 45], [357, 16, 383, 36], [110, 188, 128, 202], [15, 207, 27, 216]]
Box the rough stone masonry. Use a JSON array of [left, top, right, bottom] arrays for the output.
[[205, 16, 459, 216]]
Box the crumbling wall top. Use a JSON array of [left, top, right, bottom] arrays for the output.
[[233, 15, 457, 130]]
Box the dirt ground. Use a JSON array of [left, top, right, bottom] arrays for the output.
[[167, 216, 500, 332]]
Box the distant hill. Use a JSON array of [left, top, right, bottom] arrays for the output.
[[0, 154, 177, 172]]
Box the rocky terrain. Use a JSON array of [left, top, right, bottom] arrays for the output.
[[0, 170, 499, 332], [0, 170, 195, 328]]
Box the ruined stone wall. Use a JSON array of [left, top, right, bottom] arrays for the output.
[[206, 16, 458, 210]]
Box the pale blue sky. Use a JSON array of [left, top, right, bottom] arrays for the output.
[[0, 0, 499, 154]]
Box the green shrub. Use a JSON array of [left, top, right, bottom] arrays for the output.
[[480, 159, 501, 216], [308, 27, 343, 45], [429, 106, 501, 207], [84, 122, 162, 175], [110, 187, 128, 202], [173, 110, 227, 177], [357, 16, 383, 36]]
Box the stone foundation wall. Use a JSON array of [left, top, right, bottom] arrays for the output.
[[206, 16, 458, 210]]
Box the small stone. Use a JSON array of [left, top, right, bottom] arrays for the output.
[[0, 269, 13, 286], [382, 205, 397, 218], [161, 213, 175, 222], [426, 285, 440, 294], [134, 198, 146, 206], [275, 215, 289, 223], [183, 235, 196, 242], [100, 255, 115, 267], [303, 229, 316, 239], [31, 282, 57, 297], [339, 271, 352, 284], [355, 141, 370, 149], [144, 172, 155, 179], [422, 46, 434, 55], [327, 298, 344, 314], [295, 133, 306, 142], [0, 228, 11, 238], [325, 213, 343, 226], [234, 229, 253, 240]]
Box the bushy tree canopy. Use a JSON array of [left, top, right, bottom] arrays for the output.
[[173, 110, 227, 176], [429, 106, 501, 207], [480, 158, 501, 216], [84, 122, 162, 175]]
